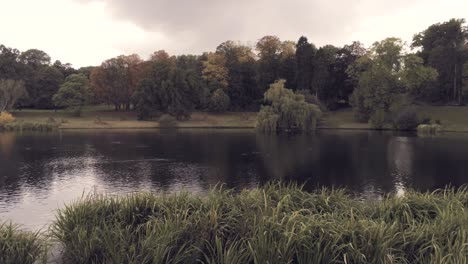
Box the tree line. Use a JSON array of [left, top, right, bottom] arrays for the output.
[[0, 18, 467, 124]]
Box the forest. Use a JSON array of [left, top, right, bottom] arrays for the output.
[[0, 18, 467, 131]]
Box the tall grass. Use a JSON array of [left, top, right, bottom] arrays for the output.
[[0, 222, 46, 264], [0, 121, 59, 132], [50, 183, 468, 264]]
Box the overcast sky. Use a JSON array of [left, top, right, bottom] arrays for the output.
[[1, 0, 466, 67]]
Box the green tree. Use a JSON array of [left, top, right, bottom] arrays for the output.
[[177, 54, 208, 110], [202, 52, 229, 91], [14, 49, 63, 109], [34, 66, 65, 109], [133, 53, 200, 120], [313, 45, 339, 108], [412, 18, 468, 103], [400, 54, 439, 98], [464, 61, 468, 98], [350, 38, 405, 124], [256, 36, 282, 94], [0, 45, 25, 80], [132, 52, 174, 119], [333, 41, 366, 106], [216, 41, 258, 110], [371, 37, 403, 71], [256, 79, 321, 132], [52, 74, 90, 116], [166, 68, 196, 120], [295, 36, 316, 92], [350, 63, 400, 124], [208, 88, 230, 112], [350, 38, 437, 127], [53, 60, 77, 78], [76, 66, 95, 79], [19, 49, 51, 68], [279, 41, 297, 90]]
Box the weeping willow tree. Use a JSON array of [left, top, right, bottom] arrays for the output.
[[257, 79, 321, 132]]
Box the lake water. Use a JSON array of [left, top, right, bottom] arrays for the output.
[[1, 129, 468, 230]]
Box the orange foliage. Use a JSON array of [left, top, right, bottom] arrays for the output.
[[90, 54, 144, 111]]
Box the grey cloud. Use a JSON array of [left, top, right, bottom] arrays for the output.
[[76, 0, 425, 54]]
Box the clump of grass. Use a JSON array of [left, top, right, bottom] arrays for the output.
[[1, 121, 59, 132], [0, 222, 46, 264], [417, 124, 443, 134], [51, 183, 468, 263]]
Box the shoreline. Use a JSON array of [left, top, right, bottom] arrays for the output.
[[4, 105, 468, 133]]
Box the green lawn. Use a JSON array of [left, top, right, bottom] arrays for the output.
[[415, 106, 468, 132], [8, 105, 468, 132], [319, 108, 371, 130], [321, 106, 468, 132], [11, 106, 257, 129]]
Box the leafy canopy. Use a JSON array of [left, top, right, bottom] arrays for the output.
[[257, 79, 321, 132], [53, 74, 90, 116]]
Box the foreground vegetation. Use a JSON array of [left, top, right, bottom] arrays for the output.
[[44, 184, 468, 263], [2, 184, 468, 263], [0, 222, 45, 264]]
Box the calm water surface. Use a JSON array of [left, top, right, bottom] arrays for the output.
[[1, 129, 468, 229]]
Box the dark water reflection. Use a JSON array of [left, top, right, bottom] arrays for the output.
[[1, 129, 468, 229]]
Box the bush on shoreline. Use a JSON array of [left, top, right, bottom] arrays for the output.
[[49, 183, 468, 264]]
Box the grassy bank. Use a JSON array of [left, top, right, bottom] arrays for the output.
[[47, 183, 468, 264], [7, 105, 468, 131], [320, 105, 468, 132], [11, 106, 257, 129]]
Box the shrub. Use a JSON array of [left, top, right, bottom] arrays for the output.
[[369, 109, 387, 129], [158, 114, 177, 127], [50, 184, 468, 264], [208, 89, 230, 112], [393, 107, 419, 130], [0, 112, 15, 126], [296, 89, 327, 111], [417, 124, 443, 134], [419, 116, 431, 125]]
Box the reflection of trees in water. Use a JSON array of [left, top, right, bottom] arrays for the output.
[[407, 136, 468, 191], [0, 132, 72, 206], [85, 130, 262, 193], [254, 131, 397, 196], [255, 133, 318, 181], [3, 130, 468, 209]]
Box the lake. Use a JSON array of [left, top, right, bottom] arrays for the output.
[[1, 129, 468, 230]]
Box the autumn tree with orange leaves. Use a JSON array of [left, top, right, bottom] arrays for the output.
[[90, 54, 143, 111]]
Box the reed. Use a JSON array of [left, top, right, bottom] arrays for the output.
[[0, 222, 46, 264], [49, 183, 468, 264]]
